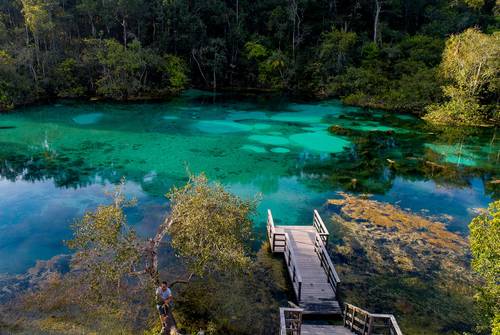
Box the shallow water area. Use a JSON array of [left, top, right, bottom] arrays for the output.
[[0, 90, 498, 275]]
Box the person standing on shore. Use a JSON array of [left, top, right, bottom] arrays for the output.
[[156, 281, 173, 334]]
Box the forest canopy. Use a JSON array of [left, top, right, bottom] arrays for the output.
[[0, 0, 498, 124]]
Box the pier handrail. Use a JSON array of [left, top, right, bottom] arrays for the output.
[[344, 303, 403, 335], [313, 209, 329, 244], [314, 233, 340, 293], [284, 232, 303, 302], [279, 307, 303, 335], [267, 209, 285, 252]]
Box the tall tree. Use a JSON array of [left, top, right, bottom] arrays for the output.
[[425, 28, 499, 125]]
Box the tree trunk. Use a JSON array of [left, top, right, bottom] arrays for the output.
[[122, 17, 127, 47], [89, 14, 96, 37], [373, 0, 382, 45], [192, 49, 208, 87]]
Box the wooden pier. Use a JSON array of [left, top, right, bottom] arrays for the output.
[[267, 209, 341, 315], [269, 209, 403, 335], [279, 305, 403, 335]]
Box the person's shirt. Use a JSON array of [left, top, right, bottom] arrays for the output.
[[156, 287, 172, 304]]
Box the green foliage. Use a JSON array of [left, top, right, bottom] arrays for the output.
[[66, 180, 140, 304], [319, 28, 357, 75], [52, 58, 86, 98], [244, 41, 288, 89], [21, 0, 55, 37], [469, 200, 500, 334], [83, 38, 188, 99], [167, 173, 257, 276], [425, 28, 499, 125], [88, 38, 146, 99], [0, 79, 14, 111], [161, 54, 189, 93], [172, 243, 284, 335], [0, 0, 497, 115], [244, 41, 268, 59], [0, 49, 36, 111]]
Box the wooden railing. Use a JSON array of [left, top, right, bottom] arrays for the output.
[[284, 233, 303, 302], [267, 209, 285, 253], [314, 233, 340, 294], [279, 307, 303, 335], [313, 209, 329, 244], [344, 303, 403, 335]]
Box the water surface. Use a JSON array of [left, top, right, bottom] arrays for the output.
[[0, 90, 498, 274]]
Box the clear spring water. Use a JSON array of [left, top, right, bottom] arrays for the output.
[[0, 90, 498, 274]]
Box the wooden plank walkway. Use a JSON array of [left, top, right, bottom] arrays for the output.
[[268, 210, 341, 315], [274, 210, 404, 335], [301, 325, 354, 335]]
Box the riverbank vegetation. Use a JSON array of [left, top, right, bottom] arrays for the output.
[[0, 0, 498, 124], [469, 200, 500, 334]]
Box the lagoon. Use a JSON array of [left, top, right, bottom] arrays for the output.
[[0, 90, 498, 274]]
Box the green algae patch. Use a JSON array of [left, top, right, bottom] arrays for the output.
[[194, 120, 253, 133], [289, 131, 351, 153], [72, 113, 103, 125], [248, 135, 290, 146], [270, 147, 290, 154], [241, 144, 267, 153]]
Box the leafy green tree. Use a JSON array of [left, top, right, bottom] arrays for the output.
[[67, 174, 256, 302], [167, 173, 256, 276], [245, 42, 288, 89], [319, 28, 357, 75], [90, 38, 146, 99], [425, 28, 499, 125], [161, 55, 189, 93], [66, 180, 140, 304], [0, 49, 36, 111], [52, 58, 87, 98], [469, 200, 500, 334], [0, 50, 15, 110], [83, 38, 187, 99]]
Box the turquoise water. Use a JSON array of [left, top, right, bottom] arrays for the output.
[[0, 90, 498, 273]]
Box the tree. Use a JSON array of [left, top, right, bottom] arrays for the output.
[[166, 173, 256, 276], [67, 174, 256, 302], [244, 42, 288, 89], [83, 38, 187, 99], [66, 180, 141, 304], [319, 28, 357, 75], [52, 58, 87, 98], [469, 200, 500, 334], [373, 0, 383, 45], [425, 28, 499, 125]]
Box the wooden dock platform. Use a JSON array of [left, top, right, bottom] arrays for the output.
[[272, 209, 404, 335], [267, 209, 341, 315]]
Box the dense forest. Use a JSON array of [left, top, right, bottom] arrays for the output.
[[0, 0, 498, 123]]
